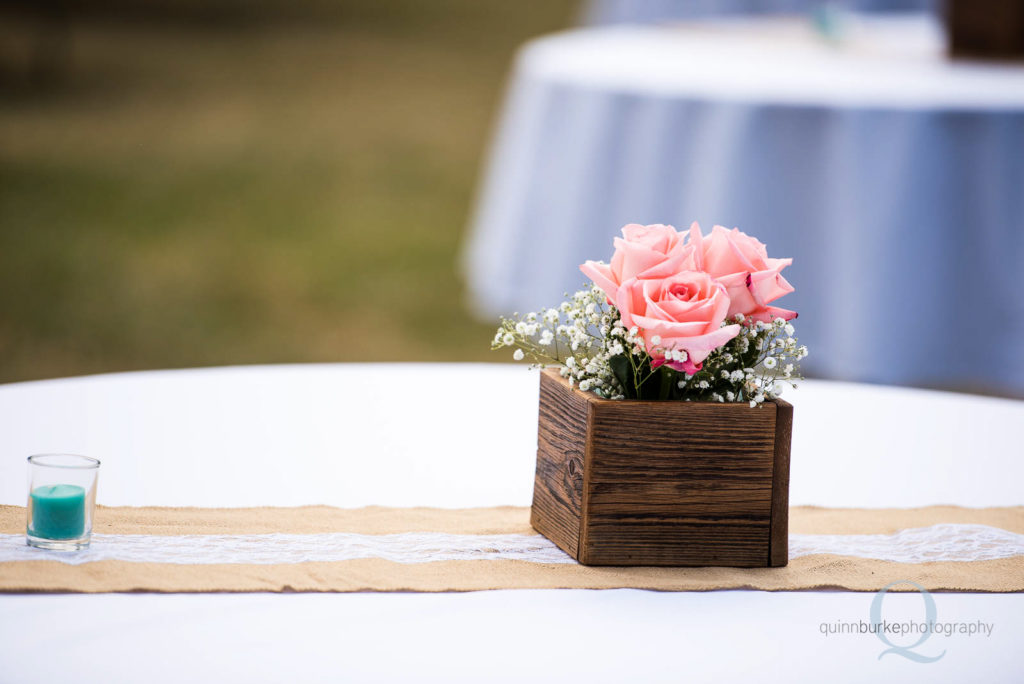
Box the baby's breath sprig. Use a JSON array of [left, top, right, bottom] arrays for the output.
[[492, 285, 637, 399], [672, 315, 806, 406], [493, 294, 806, 404]]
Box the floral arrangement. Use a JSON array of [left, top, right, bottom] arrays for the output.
[[492, 222, 807, 405]]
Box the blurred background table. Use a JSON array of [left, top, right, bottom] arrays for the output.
[[1, 363, 1023, 682], [581, 0, 939, 25], [463, 15, 1024, 396]]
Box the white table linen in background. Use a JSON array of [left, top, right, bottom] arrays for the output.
[[462, 17, 1024, 395], [581, 0, 939, 26], [0, 363, 1022, 682]]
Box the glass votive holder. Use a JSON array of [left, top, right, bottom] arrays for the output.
[[26, 454, 100, 551]]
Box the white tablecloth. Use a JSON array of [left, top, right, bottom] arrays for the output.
[[463, 17, 1024, 395], [1, 364, 1022, 682], [581, 0, 938, 26]]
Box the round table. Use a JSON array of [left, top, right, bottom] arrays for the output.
[[462, 16, 1024, 396], [0, 364, 1022, 682]]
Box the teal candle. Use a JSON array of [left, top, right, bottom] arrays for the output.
[[29, 484, 86, 540]]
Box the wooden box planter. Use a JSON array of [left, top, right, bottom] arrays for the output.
[[531, 368, 792, 567]]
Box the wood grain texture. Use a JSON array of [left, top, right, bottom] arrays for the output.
[[530, 370, 588, 558], [769, 399, 793, 567], [531, 368, 791, 567]]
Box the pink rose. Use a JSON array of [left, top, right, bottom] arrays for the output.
[[616, 271, 741, 373], [580, 223, 694, 302], [687, 222, 796, 323]]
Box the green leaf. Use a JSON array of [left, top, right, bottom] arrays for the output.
[[637, 363, 659, 401], [658, 366, 672, 400], [608, 354, 634, 399]]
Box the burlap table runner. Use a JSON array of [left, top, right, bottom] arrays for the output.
[[1, 505, 1022, 593]]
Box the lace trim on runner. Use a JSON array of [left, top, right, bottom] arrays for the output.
[[788, 523, 1024, 563], [2, 532, 577, 566], [1, 523, 1021, 566]]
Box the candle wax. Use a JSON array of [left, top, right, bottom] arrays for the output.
[[29, 484, 86, 540]]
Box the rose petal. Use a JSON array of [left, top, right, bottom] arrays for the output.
[[701, 225, 754, 275], [666, 357, 702, 375], [579, 261, 619, 302], [613, 238, 670, 282], [621, 223, 678, 253], [746, 306, 798, 323], [661, 323, 742, 365], [614, 279, 649, 329], [631, 314, 708, 337], [636, 245, 697, 280], [723, 283, 759, 319], [747, 269, 794, 308], [686, 221, 705, 271]]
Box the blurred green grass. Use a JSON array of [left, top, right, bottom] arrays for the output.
[[0, 1, 577, 382]]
